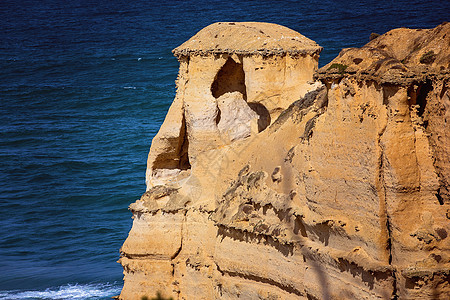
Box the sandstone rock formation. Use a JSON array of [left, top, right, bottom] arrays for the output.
[[119, 22, 449, 299]]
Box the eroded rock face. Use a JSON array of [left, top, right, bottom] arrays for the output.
[[145, 22, 322, 189], [119, 22, 449, 300]]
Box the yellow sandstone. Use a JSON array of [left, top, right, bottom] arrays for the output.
[[119, 22, 449, 299]]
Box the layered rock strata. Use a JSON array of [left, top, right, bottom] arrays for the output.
[[119, 22, 449, 299]]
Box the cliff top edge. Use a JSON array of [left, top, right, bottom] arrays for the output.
[[317, 22, 450, 83], [173, 22, 323, 57]]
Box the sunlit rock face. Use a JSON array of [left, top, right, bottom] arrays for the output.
[[144, 22, 322, 190], [119, 22, 449, 300]]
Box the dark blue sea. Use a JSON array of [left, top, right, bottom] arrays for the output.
[[0, 0, 447, 298]]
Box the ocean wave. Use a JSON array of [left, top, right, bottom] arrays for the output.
[[0, 282, 121, 300]]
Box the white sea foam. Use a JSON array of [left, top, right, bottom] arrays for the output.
[[0, 282, 121, 300]]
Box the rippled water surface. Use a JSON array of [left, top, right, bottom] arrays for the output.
[[0, 0, 447, 298]]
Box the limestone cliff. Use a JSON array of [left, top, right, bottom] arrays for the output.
[[119, 22, 449, 299]]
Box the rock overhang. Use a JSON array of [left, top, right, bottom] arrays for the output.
[[173, 22, 323, 58]]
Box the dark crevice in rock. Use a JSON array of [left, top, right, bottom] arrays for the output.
[[416, 80, 433, 117], [170, 240, 183, 260], [387, 215, 397, 300], [408, 79, 433, 117], [392, 270, 399, 300], [178, 115, 191, 170], [383, 156, 399, 300], [386, 215, 393, 265], [171, 210, 186, 261], [375, 89, 398, 299], [215, 107, 221, 124], [436, 190, 444, 205]]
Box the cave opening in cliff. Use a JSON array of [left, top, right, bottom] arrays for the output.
[[211, 56, 247, 99], [212, 56, 271, 133]]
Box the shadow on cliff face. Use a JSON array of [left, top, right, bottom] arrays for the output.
[[409, 79, 450, 206], [248, 102, 271, 132]]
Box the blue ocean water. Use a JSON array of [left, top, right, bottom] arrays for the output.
[[0, 0, 447, 298]]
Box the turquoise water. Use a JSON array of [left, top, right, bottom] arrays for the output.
[[0, 0, 448, 298]]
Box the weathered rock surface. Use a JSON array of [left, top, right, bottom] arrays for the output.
[[119, 22, 449, 299]]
